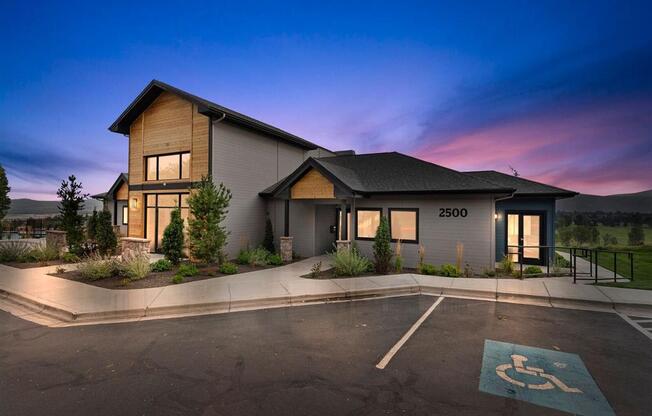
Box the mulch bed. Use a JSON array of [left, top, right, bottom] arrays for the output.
[[50, 262, 284, 290], [3, 260, 66, 269]]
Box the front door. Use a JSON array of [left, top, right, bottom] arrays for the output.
[[506, 212, 545, 265]]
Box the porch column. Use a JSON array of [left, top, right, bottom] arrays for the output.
[[340, 201, 347, 240], [284, 200, 290, 237]]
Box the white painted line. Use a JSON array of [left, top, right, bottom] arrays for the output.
[[619, 313, 652, 342], [376, 296, 445, 370]]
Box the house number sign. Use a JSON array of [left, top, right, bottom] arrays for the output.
[[438, 208, 468, 218]]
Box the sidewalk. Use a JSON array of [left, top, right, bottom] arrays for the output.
[[556, 251, 629, 284], [1, 256, 651, 327]]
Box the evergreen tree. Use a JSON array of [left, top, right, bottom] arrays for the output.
[[262, 214, 275, 253], [0, 165, 9, 222], [162, 208, 185, 264], [628, 224, 645, 246], [56, 175, 88, 252], [87, 209, 99, 241], [373, 215, 392, 274], [187, 176, 232, 264], [96, 210, 117, 255]]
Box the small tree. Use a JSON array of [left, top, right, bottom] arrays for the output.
[[262, 214, 275, 253], [373, 215, 392, 274], [96, 210, 117, 255], [628, 224, 645, 246], [557, 226, 573, 247], [187, 176, 232, 264], [0, 164, 10, 222], [87, 209, 99, 241], [57, 175, 88, 252], [162, 208, 185, 264]]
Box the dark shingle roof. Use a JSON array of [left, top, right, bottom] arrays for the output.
[[465, 170, 577, 198], [109, 80, 320, 150], [261, 152, 514, 196]]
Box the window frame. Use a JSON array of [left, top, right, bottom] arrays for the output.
[[144, 152, 190, 181], [122, 205, 128, 225], [388, 208, 419, 244], [143, 193, 190, 252], [354, 208, 383, 241]]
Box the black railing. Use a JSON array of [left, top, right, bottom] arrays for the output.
[[506, 245, 635, 284]]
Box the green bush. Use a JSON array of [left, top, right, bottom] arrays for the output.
[[0, 243, 32, 262], [523, 266, 543, 275], [161, 208, 185, 264], [150, 258, 173, 272], [373, 216, 392, 274], [77, 255, 117, 280], [310, 261, 322, 278], [96, 210, 118, 255], [219, 262, 239, 274], [177, 263, 199, 277], [331, 248, 372, 276], [483, 268, 496, 277], [61, 252, 80, 263], [499, 255, 515, 274], [236, 249, 251, 265], [120, 254, 150, 280], [87, 210, 98, 241], [28, 245, 60, 263], [419, 263, 439, 275], [248, 247, 270, 267], [262, 215, 275, 253], [267, 253, 283, 266], [172, 275, 184, 284], [554, 253, 571, 268], [439, 264, 460, 277]]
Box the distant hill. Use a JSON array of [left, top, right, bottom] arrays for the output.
[[557, 189, 652, 213], [5, 198, 103, 219]]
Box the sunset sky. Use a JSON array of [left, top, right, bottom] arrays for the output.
[[1, 1, 651, 199]]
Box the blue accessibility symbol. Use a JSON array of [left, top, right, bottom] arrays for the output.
[[479, 340, 614, 415]]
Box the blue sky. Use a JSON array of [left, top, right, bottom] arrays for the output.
[[1, 0, 651, 199]]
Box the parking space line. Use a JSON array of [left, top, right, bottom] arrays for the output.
[[376, 296, 445, 370], [618, 313, 652, 341]]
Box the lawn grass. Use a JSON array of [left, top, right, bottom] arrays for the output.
[[595, 225, 652, 245], [594, 245, 652, 290]]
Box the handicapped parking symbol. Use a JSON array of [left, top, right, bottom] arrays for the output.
[[495, 354, 582, 393], [479, 340, 614, 416]]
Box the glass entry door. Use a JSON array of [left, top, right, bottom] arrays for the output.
[[506, 212, 545, 265]]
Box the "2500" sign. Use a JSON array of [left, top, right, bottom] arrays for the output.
[[438, 208, 468, 218]]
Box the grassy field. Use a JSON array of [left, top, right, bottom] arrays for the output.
[[595, 225, 652, 245]]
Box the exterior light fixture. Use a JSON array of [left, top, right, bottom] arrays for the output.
[[494, 213, 500, 220], [131, 198, 139, 209]]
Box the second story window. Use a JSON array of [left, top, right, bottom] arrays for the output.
[[146, 153, 190, 181]]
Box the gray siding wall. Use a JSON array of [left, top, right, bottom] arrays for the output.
[[351, 195, 496, 272], [211, 121, 310, 257], [494, 197, 556, 262]]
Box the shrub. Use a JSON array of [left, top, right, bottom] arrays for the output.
[[177, 263, 199, 277], [554, 253, 571, 268], [439, 264, 460, 277], [61, 252, 80, 263], [150, 258, 173, 272], [87, 210, 98, 241], [523, 266, 543, 275], [77, 255, 117, 280], [499, 255, 515, 274], [96, 210, 117, 255], [236, 250, 251, 265], [57, 175, 88, 252], [248, 247, 270, 267], [55, 266, 66, 274], [416, 245, 426, 273], [27, 245, 60, 263], [331, 248, 372, 276], [419, 263, 438, 275], [463, 263, 474, 278], [120, 254, 150, 280], [219, 262, 239, 274], [0, 243, 31, 262], [0, 164, 9, 222], [172, 275, 184, 284], [162, 208, 185, 264], [187, 176, 232, 264], [262, 215, 275, 253], [373, 216, 392, 274], [629, 224, 645, 246], [310, 261, 322, 278], [483, 268, 496, 277], [267, 253, 283, 266]]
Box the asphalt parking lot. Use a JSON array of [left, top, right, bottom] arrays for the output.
[[1, 295, 651, 415]]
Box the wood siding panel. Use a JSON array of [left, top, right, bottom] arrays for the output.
[[142, 92, 192, 156], [291, 169, 335, 199], [116, 182, 129, 200], [127, 191, 143, 238], [129, 115, 144, 185], [191, 104, 209, 181]]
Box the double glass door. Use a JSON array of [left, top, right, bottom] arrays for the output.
[[507, 212, 545, 265]]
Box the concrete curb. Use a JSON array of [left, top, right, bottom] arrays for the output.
[[2, 280, 651, 327]]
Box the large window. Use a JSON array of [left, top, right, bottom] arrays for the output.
[[146, 153, 190, 181], [389, 208, 418, 243], [355, 208, 382, 240], [145, 193, 189, 251]]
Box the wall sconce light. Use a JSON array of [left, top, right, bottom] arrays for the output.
[[131, 198, 139, 209], [494, 213, 500, 220]]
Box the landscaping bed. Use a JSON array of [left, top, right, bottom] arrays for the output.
[[50, 261, 283, 290], [3, 259, 65, 269]]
